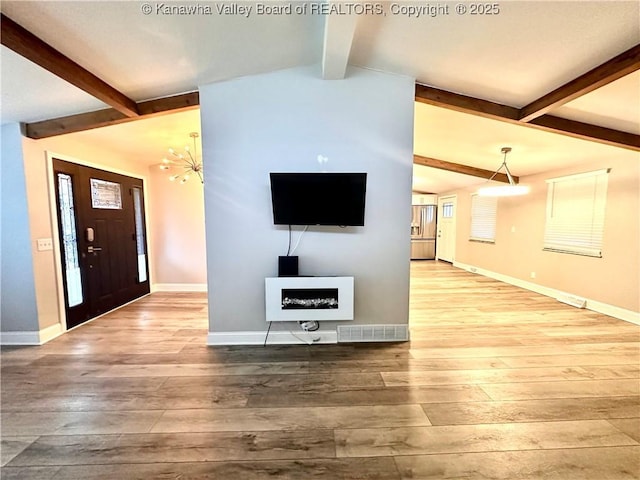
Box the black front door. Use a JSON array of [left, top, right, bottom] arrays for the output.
[[53, 159, 150, 329]]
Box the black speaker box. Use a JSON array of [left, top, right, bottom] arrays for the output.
[[278, 256, 299, 277]]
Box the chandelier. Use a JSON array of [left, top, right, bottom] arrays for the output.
[[159, 132, 203, 184], [477, 147, 529, 196]]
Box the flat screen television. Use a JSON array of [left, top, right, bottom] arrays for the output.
[[270, 172, 367, 226]]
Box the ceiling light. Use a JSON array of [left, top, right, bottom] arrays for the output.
[[159, 132, 203, 184], [478, 147, 529, 196]]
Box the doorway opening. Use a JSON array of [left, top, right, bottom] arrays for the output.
[[52, 158, 150, 329], [435, 195, 457, 263]]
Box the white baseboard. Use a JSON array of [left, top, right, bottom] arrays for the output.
[[207, 329, 338, 346], [0, 331, 41, 345], [0, 322, 64, 346], [453, 261, 640, 325], [586, 299, 640, 325], [39, 323, 64, 343], [152, 283, 208, 292]]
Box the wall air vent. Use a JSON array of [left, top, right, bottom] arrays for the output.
[[337, 325, 409, 343], [556, 294, 587, 309]]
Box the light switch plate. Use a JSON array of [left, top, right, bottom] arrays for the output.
[[37, 238, 53, 251]]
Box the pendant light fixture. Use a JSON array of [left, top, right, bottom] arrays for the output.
[[159, 132, 203, 184], [477, 147, 529, 196]]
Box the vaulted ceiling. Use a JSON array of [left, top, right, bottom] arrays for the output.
[[1, 1, 638, 193]]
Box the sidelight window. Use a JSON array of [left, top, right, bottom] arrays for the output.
[[132, 187, 148, 283], [57, 173, 83, 307]]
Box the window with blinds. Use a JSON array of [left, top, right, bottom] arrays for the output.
[[543, 169, 609, 257], [470, 194, 497, 243]]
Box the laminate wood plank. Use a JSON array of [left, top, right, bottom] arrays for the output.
[[1, 410, 164, 436], [422, 396, 640, 426], [0, 466, 59, 480], [515, 334, 640, 346], [609, 418, 640, 443], [0, 375, 166, 393], [151, 346, 310, 363], [1, 365, 108, 379], [38, 458, 401, 480], [407, 336, 529, 348], [246, 384, 490, 408], [480, 379, 640, 401], [95, 362, 309, 377], [411, 321, 619, 335], [581, 365, 640, 379], [1, 436, 38, 466], [8, 431, 336, 466], [29, 340, 190, 355], [381, 366, 594, 387], [0, 348, 45, 366], [501, 352, 640, 368], [1, 387, 250, 412], [160, 372, 385, 389], [27, 351, 308, 366], [335, 420, 639, 458], [150, 405, 430, 433], [410, 343, 639, 359], [537, 324, 640, 336], [394, 446, 640, 479], [311, 358, 510, 373]]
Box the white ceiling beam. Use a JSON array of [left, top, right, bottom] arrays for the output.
[[321, 2, 358, 79]]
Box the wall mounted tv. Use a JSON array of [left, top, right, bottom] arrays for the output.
[[270, 172, 367, 226]]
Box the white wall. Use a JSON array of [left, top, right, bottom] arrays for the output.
[[1, 123, 39, 332], [148, 166, 207, 287], [199, 65, 415, 339], [449, 157, 640, 315]]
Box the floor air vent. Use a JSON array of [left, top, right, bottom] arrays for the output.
[[337, 325, 409, 343], [556, 294, 587, 309]]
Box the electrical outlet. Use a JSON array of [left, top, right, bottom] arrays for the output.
[[37, 238, 53, 251], [530, 271, 536, 279]]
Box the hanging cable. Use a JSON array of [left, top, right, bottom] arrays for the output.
[[286, 224, 292, 256], [290, 225, 309, 256], [264, 321, 273, 347]]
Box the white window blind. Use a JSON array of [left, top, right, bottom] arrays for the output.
[[470, 194, 497, 243], [543, 169, 609, 257]]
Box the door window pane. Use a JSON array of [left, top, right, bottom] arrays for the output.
[[57, 173, 83, 307], [132, 187, 148, 283], [442, 202, 454, 218], [90, 178, 122, 209]]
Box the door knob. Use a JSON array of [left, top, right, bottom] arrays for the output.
[[88, 246, 103, 253]]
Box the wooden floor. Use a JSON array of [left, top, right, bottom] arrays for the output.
[[1, 261, 639, 479]]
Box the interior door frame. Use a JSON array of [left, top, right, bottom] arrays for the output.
[[46, 151, 153, 331], [435, 194, 457, 263]]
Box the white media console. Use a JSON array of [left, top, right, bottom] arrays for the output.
[[265, 276, 354, 322]]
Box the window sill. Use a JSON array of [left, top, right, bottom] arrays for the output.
[[542, 247, 601, 258]]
